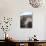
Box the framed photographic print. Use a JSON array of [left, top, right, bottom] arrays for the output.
[[20, 11, 32, 28]]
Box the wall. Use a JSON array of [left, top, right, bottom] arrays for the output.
[[0, 0, 46, 40]]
